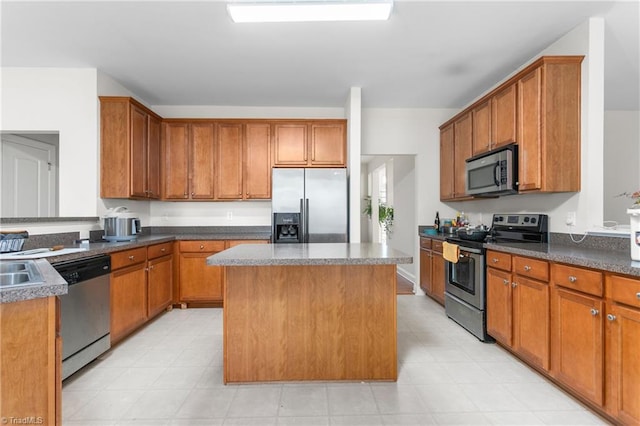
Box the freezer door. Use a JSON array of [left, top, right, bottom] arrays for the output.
[[304, 168, 348, 242], [272, 168, 304, 213]]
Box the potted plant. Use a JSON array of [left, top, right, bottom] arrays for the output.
[[363, 196, 394, 236]]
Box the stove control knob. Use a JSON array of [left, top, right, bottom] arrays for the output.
[[524, 217, 530, 223], [531, 217, 537, 224]]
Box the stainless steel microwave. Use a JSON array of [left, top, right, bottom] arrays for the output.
[[465, 144, 518, 196]]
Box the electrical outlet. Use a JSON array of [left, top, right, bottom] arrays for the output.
[[566, 211, 576, 226], [227, 211, 233, 220]]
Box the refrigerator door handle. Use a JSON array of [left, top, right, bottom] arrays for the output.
[[299, 198, 305, 243], [305, 198, 310, 243]]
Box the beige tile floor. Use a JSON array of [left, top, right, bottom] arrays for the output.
[[62, 295, 609, 425]]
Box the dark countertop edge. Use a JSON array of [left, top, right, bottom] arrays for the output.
[[418, 232, 449, 241], [207, 258, 413, 266], [1, 216, 99, 224], [484, 242, 640, 278], [1, 259, 67, 304], [23, 233, 272, 264]]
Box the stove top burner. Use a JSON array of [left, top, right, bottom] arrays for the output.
[[447, 213, 549, 247]]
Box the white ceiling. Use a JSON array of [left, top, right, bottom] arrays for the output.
[[1, 0, 638, 110]]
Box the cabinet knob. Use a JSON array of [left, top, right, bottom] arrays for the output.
[[569, 276, 577, 283], [512, 282, 517, 288], [590, 308, 599, 316], [524, 265, 531, 272], [161, 248, 166, 252], [492, 258, 499, 263], [200, 245, 205, 250], [184, 192, 188, 197], [191, 192, 195, 196], [149, 265, 154, 270], [636, 292, 640, 300], [503, 279, 509, 286], [607, 314, 617, 321], [128, 255, 135, 261]]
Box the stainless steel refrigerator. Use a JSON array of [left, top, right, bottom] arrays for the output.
[[272, 168, 348, 243]]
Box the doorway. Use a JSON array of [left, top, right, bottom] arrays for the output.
[[1, 133, 59, 217]]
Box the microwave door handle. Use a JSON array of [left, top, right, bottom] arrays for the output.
[[494, 163, 501, 186]]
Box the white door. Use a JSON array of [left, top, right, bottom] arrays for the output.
[[1, 134, 58, 217]]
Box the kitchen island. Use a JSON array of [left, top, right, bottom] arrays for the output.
[[207, 243, 412, 384]]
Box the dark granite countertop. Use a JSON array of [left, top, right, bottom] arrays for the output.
[[207, 243, 413, 266], [418, 224, 640, 277], [1, 228, 271, 303], [484, 241, 640, 277], [1, 258, 67, 304]]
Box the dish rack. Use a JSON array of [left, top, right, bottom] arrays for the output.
[[0, 231, 29, 253]]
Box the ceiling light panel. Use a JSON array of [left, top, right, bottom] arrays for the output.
[[227, 0, 394, 23]]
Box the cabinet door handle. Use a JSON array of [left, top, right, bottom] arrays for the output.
[[590, 308, 599, 316], [503, 279, 509, 286], [492, 258, 499, 263], [512, 282, 517, 288], [569, 276, 577, 283], [524, 265, 531, 272], [128, 255, 135, 261], [607, 314, 616, 321]]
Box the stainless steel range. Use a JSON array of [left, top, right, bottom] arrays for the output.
[[444, 213, 549, 342]]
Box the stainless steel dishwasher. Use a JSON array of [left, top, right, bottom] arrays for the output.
[[54, 254, 111, 380]]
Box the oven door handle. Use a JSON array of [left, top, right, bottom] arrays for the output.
[[457, 246, 483, 255]]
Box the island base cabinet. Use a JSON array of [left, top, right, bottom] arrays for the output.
[[224, 264, 397, 383], [551, 287, 604, 406], [605, 303, 640, 424], [1, 296, 60, 425]]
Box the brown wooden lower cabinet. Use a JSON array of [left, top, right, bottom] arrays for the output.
[[551, 264, 604, 406], [419, 237, 445, 305], [0, 296, 61, 425], [110, 243, 174, 344], [486, 252, 550, 371], [179, 240, 226, 303], [605, 275, 640, 424], [148, 254, 173, 317], [110, 257, 148, 344], [178, 239, 269, 305]]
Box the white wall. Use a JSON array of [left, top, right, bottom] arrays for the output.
[[603, 110, 640, 225], [1, 68, 98, 217]]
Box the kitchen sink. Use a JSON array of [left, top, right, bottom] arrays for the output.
[[0, 260, 44, 288], [0, 262, 27, 273]]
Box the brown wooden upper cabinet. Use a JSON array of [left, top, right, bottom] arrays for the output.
[[440, 113, 472, 201], [216, 122, 272, 200], [440, 55, 583, 200], [273, 120, 346, 167], [100, 97, 162, 199], [518, 58, 582, 193], [162, 121, 216, 200], [471, 84, 518, 157]]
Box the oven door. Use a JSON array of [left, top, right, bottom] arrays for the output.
[[445, 246, 485, 309]]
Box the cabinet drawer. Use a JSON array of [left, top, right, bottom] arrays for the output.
[[227, 239, 269, 248], [487, 250, 512, 272], [420, 237, 432, 250], [513, 256, 549, 282], [111, 247, 147, 270], [551, 263, 603, 296], [179, 240, 226, 253], [148, 242, 173, 259], [432, 240, 443, 253], [607, 274, 640, 308]]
